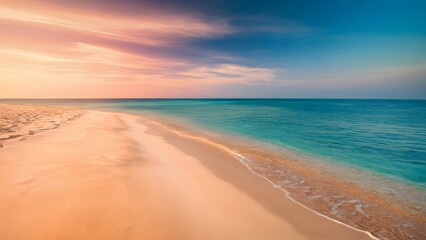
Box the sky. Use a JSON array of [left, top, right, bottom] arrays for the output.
[[0, 0, 425, 98]]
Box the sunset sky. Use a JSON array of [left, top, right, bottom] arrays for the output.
[[0, 0, 425, 98]]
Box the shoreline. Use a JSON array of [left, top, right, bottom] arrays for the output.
[[126, 110, 426, 240], [144, 117, 378, 239], [0, 104, 373, 239]]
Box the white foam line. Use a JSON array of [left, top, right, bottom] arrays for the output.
[[231, 152, 380, 240], [146, 118, 380, 240]]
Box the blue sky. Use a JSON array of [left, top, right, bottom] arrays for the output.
[[191, 0, 426, 98]]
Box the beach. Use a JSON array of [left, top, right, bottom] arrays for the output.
[[0, 104, 373, 240]]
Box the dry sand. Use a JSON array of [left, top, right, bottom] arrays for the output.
[[0, 105, 372, 239]]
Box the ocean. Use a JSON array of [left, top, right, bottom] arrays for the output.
[[120, 99, 426, 186], [3, 98, 426, 239]]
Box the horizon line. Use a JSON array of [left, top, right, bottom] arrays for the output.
[[1, 97, 425, 101]]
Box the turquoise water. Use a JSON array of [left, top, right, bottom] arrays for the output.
[[4, 99, 426, 188]]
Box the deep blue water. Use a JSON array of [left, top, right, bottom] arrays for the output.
[[4, 99, 426, 188]]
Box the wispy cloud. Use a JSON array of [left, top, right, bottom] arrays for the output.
[[179, 64, 275, 84], [0, 4, 233, 46], [0, 40, 276, 98]]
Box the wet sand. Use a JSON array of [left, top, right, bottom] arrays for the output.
[[0, 105, 372, 239], [0, 104, 83, 149]]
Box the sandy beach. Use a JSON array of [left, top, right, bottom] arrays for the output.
[[0, 104, 373, 239]]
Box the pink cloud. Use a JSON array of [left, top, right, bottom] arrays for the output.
[[0, 1, 277, 98], [0, 3, 232, 46]]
